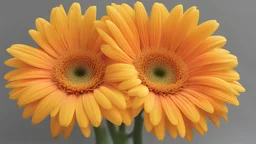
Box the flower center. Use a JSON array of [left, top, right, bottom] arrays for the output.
[[134, 49, 188, 95], [74, 67, 87, 77], [52, 51, 105, 95]]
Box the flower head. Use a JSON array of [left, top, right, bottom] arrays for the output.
[[5, 3, 130, 139], [97, 2, 245, 141]]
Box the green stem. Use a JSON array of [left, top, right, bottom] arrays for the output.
[[133, 112, 143, 144], [119, 124, 129, 144], [107, 121, 129, 144], [119, 123, 126, 134], [94, 125, 109, 144], [107, 121, 119, 144]]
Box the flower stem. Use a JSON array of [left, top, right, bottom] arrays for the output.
[[119, 124, 129, 144], [107, 121, 129, 144], [94, 124, 109, 144], [133, 112, 143, 144], [107, 121, 119, 144]]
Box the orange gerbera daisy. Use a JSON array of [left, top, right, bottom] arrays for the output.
[[4, 3, 130, 139], [97, 2, 245, 141]]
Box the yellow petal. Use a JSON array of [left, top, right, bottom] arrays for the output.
[[32, 90, 65, 124], [83, 93, 102, 127], [229, 81, 245, 92], [131, 105, 143, 118], [99, 86, 126, 110], [22, 102, 38, 119], [160, 97, 178, 125], [93, 89, 112, 110], [112, 4, 138, 41], [205, 97, 228, 113], [181, 89, 214, 113], [178, 20, 219, 59], [76, 96, 89, 128], [187, 35, 226, 60], [144, 112, 153, 132], [166, 121, 178, 139], [59, 95, 77, 127], [127, 84, 149, 97], [53, 6, 69, 51], [9, 87, 27, 100], [167, 96, 186, 138], [6, 68, 51, 81], [162, 4, 183, 49], [144, 92, 156, 113], [68, 3, 82, 51], [6, 79, 51, 89], [188, 76, 235, 96], [18, 82, 57, 106], [150, 97, 162, 126], [105, 20, 136, 58], [132, 97, 146, 109], [35, 18, 49, 33], [149, 3, 162, 49], [100, 44, 133, 64], [119, 109, 132, 126], [5, 58, 31, 68], [50, 116, 61, 137], [205, 112, 220, 127], [171, 95, 200, 123], [7, 45, 54, 69], [188, 51, 238, 70], [192, 85, 239, 106], [101, 107, 122, 126], [105, 63, 136, 74], [106, 6, 140, 54], [198, 113, 208, 132], [121, 3, 135, 21], [81, 126, 91, 138], [134, 1, 149, 48], [29, 30, 59, 58], [80, 6, 96, 49], [118, 79, 142, 90], [63, 116, 76, 139], [43, 23, 65, 55], [185, 121, 193, 142], [154, 113, 166, 140], [170, 6, 199, 51]]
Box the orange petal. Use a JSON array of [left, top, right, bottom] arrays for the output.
[[144, 112, 153, 132], [83, 93, 102, 127], [144, 92, 156, 113], [59, 95, 77, 127], [149, 3, 162, 49], [171, 95, 200, 123], [160, 96, 178, 125], [76, 96, 89, 128], [150, 96, 162, 126], [22, 102, 38, 119], [32, 90, 65, 124], [134, 1, 149, 48]]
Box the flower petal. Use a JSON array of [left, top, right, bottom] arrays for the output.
[[32, 90, 65, 124], [83, 93, 102, 127], [59, 95, 77, 127]]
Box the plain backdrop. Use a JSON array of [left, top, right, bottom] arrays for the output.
[[0, 0, 255, 144]]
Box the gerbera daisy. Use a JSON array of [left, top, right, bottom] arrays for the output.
[[96, 2, 245, 141], [4, 3, 130, 139]]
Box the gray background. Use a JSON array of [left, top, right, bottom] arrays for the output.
[[0, 0, 254, 144]]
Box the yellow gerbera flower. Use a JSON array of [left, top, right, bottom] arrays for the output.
[[97, 2, 245, 141], [4, 3, 130, 139]]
